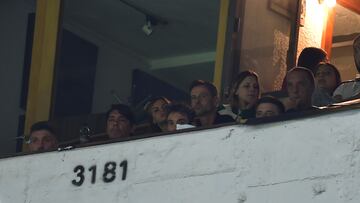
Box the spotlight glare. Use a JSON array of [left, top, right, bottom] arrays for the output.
[[319, 0, 336, 8], [325, 0, 336, 8]]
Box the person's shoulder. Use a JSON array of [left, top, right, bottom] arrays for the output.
[[334, 79, 360, 99], [240, 107, 256, 119], [213, 112, 235, 125], [334, 80, 355, 93], [312, 88, 333, 107], [338, 78, 360, 88], [87, 134, 110, 143], [217, 114, 235, 122], [218, 104, 237, 119], [333, 80, 355, 94], [341, 79, 358, 85], [286, 106, 319, 114]]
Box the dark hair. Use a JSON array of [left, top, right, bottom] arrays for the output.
[[143, 97, 171, 130], [354, 35, 360, 72], [298, 47, 328, 73], [284, 67, 315, 90], [314, 62, 342, 90], [106, 104, 135, 125], [230, 70, 259, 110], [166, 103, 195, 123], [255, 96, 285, 114], [189, 80, 218, 97], [30, 121, 55, 136], [144, 96, 171, 114]]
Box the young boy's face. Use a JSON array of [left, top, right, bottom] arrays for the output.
[[167, 112, 189, 132]]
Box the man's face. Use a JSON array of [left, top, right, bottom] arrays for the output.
[[29, 130, 58, 152], [167, 112, 189, 132], [286, 71, 313, 107], [106, 110, 132, 139], [256, 103, 281, 118], [190, 86, 217, 116]]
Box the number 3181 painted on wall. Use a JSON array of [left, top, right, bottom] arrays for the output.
[[72, 160, 128, 186]]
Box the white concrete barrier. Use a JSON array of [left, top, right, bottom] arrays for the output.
[[1, 109, 360, 203]]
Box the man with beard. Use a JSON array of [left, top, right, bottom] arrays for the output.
[[189, 80, 234, 126], [106, 104, 134, 139]]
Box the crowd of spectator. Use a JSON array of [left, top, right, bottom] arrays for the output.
[[27, 35, 360, 153]]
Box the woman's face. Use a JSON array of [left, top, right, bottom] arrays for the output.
[[235, 76, 259, 108], [150, 99, 168, 124], [315, 65, 337, 92]]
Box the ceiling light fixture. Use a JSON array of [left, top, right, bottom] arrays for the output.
[[118, 0, 168, 36], [142, 15, 158, 36]]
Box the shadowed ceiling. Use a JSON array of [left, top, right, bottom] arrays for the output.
[[63, 0, 221, 61]]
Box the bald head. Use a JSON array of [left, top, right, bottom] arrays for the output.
[[285, 67, 315, 110]]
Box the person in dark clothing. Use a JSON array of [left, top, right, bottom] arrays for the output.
[[189, 80, 234, 127]]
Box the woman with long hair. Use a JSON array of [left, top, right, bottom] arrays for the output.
[[220, 70, 260, 121], [144, 96, 171, 132]]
